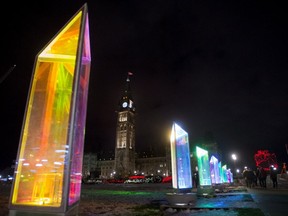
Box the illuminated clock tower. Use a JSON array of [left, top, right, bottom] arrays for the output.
[[114, 73, 136, 178]]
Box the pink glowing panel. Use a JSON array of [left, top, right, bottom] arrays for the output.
[[227, 169, 233, 183], [68, 12, 91, 207]]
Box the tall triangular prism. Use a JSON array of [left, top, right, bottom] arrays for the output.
[[9, 4, 91, 215]]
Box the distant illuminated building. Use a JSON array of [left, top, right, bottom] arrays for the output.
[[114, 73, 136, 178], [9, 4, 90, 214], [196, 146, 211, 186], [82, 74, 171, 180], [170, 123, 192, 190]]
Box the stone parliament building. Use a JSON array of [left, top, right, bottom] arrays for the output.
[[82, 74, 172, 180]]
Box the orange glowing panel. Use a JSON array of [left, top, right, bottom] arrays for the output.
[[9, 4, 90, 214]]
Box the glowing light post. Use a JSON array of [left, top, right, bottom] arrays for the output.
[[9, 4, 91, 215], [231, 153, 237, 175], [166, 123, 196, 206], [196, 146, 214, 196]]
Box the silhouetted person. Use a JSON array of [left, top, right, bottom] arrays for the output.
[[256, 167, 261, 186], [253, 170, 258, 186], [243, 168, 255, 188], [259, 167, 267, 188], [193, 171, 199, 188], [270, 167, 278, 188]]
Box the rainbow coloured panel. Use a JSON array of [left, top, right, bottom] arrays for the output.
[[9, 4, 90, 214]]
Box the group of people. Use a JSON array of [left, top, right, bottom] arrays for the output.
[[242, 166, 278, 188]]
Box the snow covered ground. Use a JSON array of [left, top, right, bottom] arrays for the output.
[[0, 182, 260, 216]]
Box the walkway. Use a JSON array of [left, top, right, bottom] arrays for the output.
[[248, 176, 288, 216]]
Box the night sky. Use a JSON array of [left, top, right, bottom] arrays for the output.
[[1, 0, 287, 171]]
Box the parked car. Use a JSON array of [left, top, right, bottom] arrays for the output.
[[162, 176, 172, 183]]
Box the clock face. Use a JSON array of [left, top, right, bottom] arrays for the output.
[[122, 102, 128, 108]]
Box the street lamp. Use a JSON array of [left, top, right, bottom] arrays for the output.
[[231, 154, 237, 175]]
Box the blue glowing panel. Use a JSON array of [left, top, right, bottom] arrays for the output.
[[170, 123, 192, 189], [210, 155, 221, 184]]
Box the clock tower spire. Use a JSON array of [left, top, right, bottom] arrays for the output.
[[114, 72, 136, 178], [118, 72, 135, 112]]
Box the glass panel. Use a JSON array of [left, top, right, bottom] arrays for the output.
[[68, 65, 85, 205], [196, 146, 212, 186], [10, 9, 85, 209], [11, 61, 74, 207], [210, 155, 220, 184], [170, 123, 192, 189], [69, 14, 91, 204]]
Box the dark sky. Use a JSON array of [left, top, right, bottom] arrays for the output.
[[1, 0, 288, 171]]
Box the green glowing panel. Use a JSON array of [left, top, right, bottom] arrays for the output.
[[222, 165, 228, 183], [196, 146, 211, 186], [9, 4, 90, 214], [170, 123, 192, 190], [218, 161, 223, 183]]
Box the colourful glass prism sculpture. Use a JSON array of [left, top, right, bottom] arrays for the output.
[[9, 4, 91, 214], [222, 164, 228, 183], [218, 161, 223, 183], [196, 146, 212, 186], [210, 155, 221, 184], [170, 123, 192, 190], [227, 169, 233, 183]]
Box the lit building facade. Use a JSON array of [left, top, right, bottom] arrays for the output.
[[114, 74, 136, 178], [82, 74, 171, 179]]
